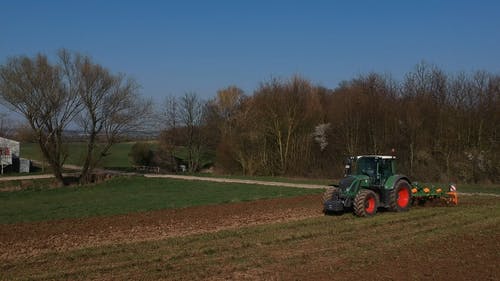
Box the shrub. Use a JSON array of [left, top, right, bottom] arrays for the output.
[[129, 142, 154, 166]]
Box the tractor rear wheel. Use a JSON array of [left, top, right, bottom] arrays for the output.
[[353, 189, 378, 217], [389, 179, 411, 212]]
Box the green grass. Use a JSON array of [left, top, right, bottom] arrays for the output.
[[0, 178, 54, 190], [22, 142, 142, 169], [19, 142, 44, 161], [102, 142, 141, 168], [0, 176, 322, 224], [21, 142, 216, 170]]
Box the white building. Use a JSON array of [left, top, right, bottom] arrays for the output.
[[0, 137, 19, 164], [0, 137, 24, 173]]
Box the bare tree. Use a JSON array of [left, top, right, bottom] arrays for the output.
[[158, 93, 205, 173], [179, 92, 204, 172], [203, 86, 245, 173], [247, 76, 321, 175], [157, 96, 181, 171], [0, 112, 17, 138], [163, 95, 180, 130], [0, 50, 150, 185], [0, 52, 82, 185], [76, 52, 151, 183], [213, 86, 244, 136]]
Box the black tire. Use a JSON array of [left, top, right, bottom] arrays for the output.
[[353, 189, 379, 217], [389, 179, 412, 212], [322, 187, 338, 213], [322, 187, 337, 203]]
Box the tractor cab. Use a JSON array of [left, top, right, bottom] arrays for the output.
[[345, 155, 396, 186]]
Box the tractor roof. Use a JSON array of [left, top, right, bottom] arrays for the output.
[[355, 155, 396, 159]]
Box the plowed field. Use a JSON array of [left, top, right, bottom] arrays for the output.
[[1, 194, 499, 280], [0, 194, 320, 260]]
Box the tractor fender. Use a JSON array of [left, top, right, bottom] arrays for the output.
[[379, 175, 411, 207], [384, 175, 411, 190]]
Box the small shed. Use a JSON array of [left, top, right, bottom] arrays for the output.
[[19, 158, 30, 173], [0, 137, 21, 174]]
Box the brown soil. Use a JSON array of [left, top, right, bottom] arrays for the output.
[[1, 194, 498, 281], [0, 194, 321, 260]]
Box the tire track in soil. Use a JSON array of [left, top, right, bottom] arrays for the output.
[[0, 194, 323, 261]]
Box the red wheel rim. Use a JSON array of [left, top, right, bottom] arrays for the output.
[[397, 187, 410, 208], [365, 196, 376, 213]]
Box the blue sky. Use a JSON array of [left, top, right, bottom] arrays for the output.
[[1, 0, 500, 101]]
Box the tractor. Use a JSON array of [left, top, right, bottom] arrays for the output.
[[322, 155, 458, 217]]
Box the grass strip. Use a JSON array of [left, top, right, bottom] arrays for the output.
[[0, 176, 322, 224]]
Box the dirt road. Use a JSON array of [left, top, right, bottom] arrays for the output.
[[145, 174, 328, 189], [0, 174, 55, 181]]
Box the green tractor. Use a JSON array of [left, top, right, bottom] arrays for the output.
[[323, 155, 414, 217], [323, 155, 458, 217]]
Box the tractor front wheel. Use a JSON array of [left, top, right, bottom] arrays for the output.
[[389, 180, 412, 212], [322, 187, 339, 214], [353, 189, 379, 217], [322, 187, 339, 203]]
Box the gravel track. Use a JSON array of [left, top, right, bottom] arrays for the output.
[[144, 174, 328, 189]]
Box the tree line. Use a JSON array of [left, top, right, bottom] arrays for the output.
[[1, 50, 498, 184], [160, 62, 499, 183]]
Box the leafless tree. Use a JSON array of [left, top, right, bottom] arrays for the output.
[[179, 92, 204, 172], [157, 96, 181, 171], [213, 86, 244, 136], [158, 93, 205, 172], [0, 52, 82, 185], [0, 112, 17, 138], [163, 95, 180, 130], [210, 68, 499, 182], [0, 49, 151, 185], [76, 52, 151, 183]]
